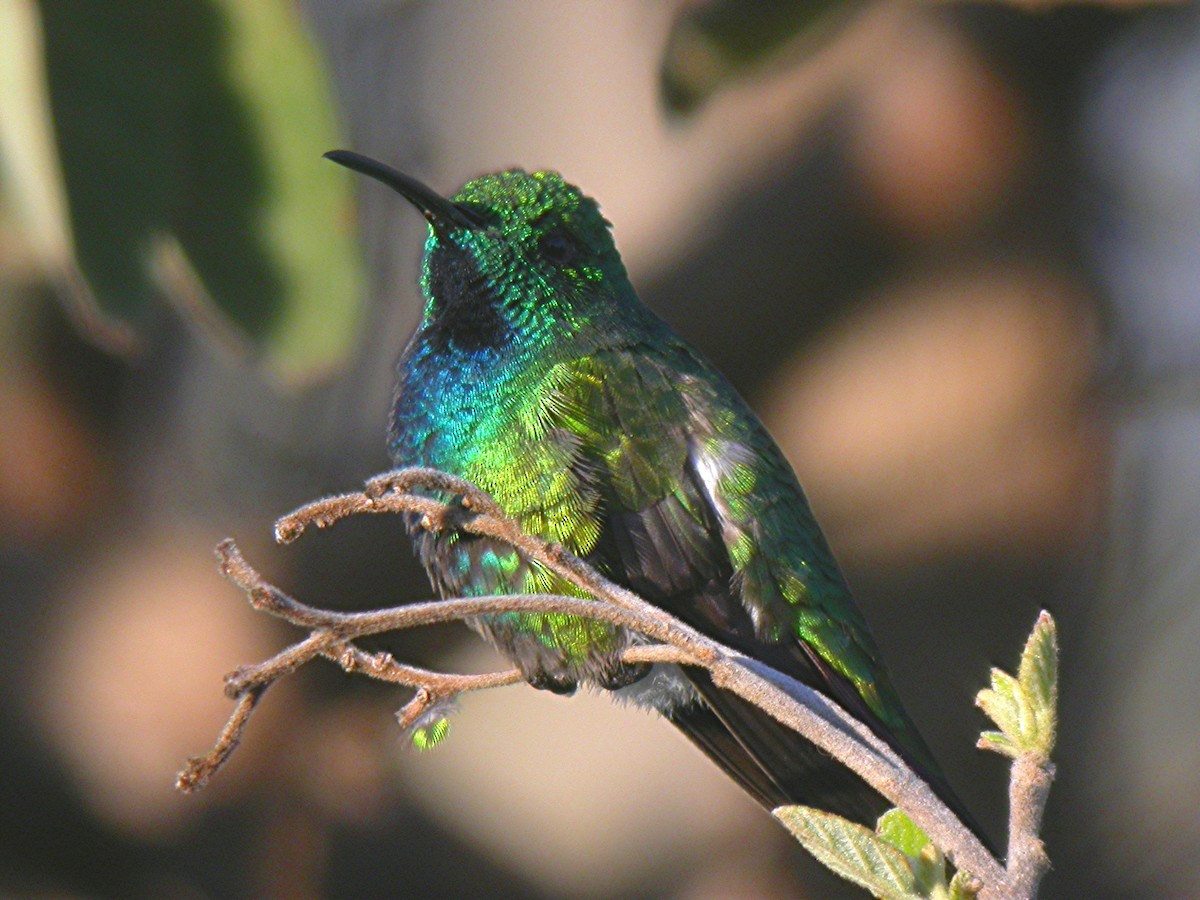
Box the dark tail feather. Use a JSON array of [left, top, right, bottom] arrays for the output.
[[665, 699, 787, 810], [668, 668, 890, 825], [670, 669, 1000, 858]]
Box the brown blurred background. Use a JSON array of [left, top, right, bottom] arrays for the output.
[[2, 1, 1197, 897]]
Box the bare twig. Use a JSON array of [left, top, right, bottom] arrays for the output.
[[182, 468, 1033, 897], [1006, 754, 1054, 898], [177, 687, 265, 793]]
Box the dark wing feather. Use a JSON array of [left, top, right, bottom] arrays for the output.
[[592, 458, 893, 823], [582, 345, 993, 850]]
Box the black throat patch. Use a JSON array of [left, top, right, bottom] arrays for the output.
[[424, 244, 512, 354]]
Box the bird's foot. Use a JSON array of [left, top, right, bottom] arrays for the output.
[[595, 662, 651, 691], [527, 671, 578, 695]]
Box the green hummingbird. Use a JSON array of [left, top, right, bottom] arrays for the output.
[[326, 149, 986, 837]]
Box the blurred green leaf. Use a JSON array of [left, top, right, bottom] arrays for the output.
[[660, 0, 864, 114], [776, 805, 921, 899], [0, 0, 137, 353], [30, 0, 363, 379], [0, 0, 70, 270]]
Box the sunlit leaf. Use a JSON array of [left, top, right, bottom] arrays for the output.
[[976, 668, 1021, 733], [1017, 610, 1058, 755], [976, 729, 1018, 759], [0, 0, 136, 352], [976, 611, 1058, 758], [877, 808, 931, 858], [877, 809, 947, 895], [776, 805, 921, 899]]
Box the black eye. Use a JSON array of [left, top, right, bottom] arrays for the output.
[[539, 232, 576, 265]]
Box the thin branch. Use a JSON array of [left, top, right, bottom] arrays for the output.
[[185, 468, 1027, 897], [1006, 754, 1054, 898], [177, 686, 265, 793]]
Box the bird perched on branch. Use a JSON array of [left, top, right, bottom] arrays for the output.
[[326, 149, 987, 843]]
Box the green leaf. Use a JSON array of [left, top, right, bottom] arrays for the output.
[[976, 730, 1018, 759], [31, 0, 363, 379], [877, 809, 931, 858], [776, 806, 921, 899], [207, 0, 365, 379], [976, 669, 1022, 740], [0, 0, 69, 271], [0, 0, 136, 352], [877, 809, 947, 896], [1018, 610, 1058, 755], [976, 611, 1059, 758]]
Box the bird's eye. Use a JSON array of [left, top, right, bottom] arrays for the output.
[[539, 232, 576, 265]]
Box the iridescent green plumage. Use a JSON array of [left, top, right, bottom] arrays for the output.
[[328, 150, 986, 839]]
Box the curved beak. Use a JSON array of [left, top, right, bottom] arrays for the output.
[[324, 150, 483, 231]]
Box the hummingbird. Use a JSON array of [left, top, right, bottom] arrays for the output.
[[326, 149, 987, 838]]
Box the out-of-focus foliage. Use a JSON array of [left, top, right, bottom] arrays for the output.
[[660, 0, 866, 113], [1, 0, 363, 379]]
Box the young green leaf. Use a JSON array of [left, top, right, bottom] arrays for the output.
[[1018, 611, 1058, 756], [877, 809, 948, 896], [775, 806, 921, 899], [976, 610, 1058, 758], [877, 808, 931, 858]]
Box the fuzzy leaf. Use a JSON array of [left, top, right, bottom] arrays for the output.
[[877, 809, 931, 858], [976, 669, 1022, 740], [1018, 611, 1058, 755], [776, 806, 921, 899], [976, 611, 1059, 757], [877, 809, 947, 895], [977, 730, 1018, 759]]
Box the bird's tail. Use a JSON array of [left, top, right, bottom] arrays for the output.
[[668, 669, 999, 858], [669, 668, 890, 823]]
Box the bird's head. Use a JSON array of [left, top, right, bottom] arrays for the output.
[[326, 150, 632, 347]]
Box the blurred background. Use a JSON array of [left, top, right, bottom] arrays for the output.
[[1, 0, 1196, 896]]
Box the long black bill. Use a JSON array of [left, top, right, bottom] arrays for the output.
[[324, 149, 483, 231]]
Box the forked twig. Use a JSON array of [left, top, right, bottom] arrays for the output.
[[180, 467, 1043, 898]]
